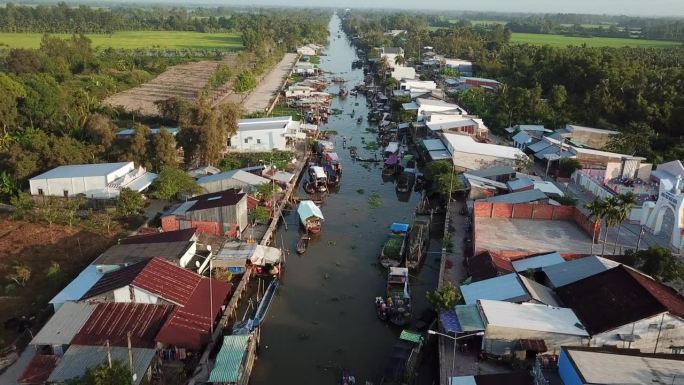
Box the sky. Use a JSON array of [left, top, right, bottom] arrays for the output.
[[215, 0, 684, 17]]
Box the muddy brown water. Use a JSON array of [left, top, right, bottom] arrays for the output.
[[249, 14, 441, 385]]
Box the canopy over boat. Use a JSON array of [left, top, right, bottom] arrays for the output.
[[297, 200, 324, 223], [390, 223, 410, 233], [322, 163, 337, 177], [316, 140, 335, 152], [324, 152, 340, 163], [389, 266, 409, 278], [385, 142, 399, 154], [215, 243, 282, 268], [310, 166, 327, 179], [385, 155, 400, 166]]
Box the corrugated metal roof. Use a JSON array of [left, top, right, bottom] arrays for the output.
[[454, 304, 485, 331], [197, 170, 269, 186], [72, 302, 171, 348], [421, 139, 447, 152], [29, 162, 132, 180], [542, 256, 619, 288], [186, 189, 245, 212], [478, 300, 588, 336], [48, 345, 155, 385], [132, 257, 203, 306], [466, 166, 515, 179], [155, 278, 232, 350], [18, 354, 58, 384], [442, 133, 524, 160], [49, 265, 102, 307], [120, 228, 197, 245], [399, 330, 422, 344], [506, 177, 534, 191], [481, 189, 547, 204], [527, 140, 553, 153], [518, 276, 560, 307], [31, 302, 96, 346], [209, 334, 250, 383], [92, 241, 193, 266], [238, 116, 291, 132], [83, 261, 148, 299], [461, 274, 529, 305], [512, 252, 565, 272]]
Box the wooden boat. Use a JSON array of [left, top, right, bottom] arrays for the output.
[[308, 166, 328, 192], [375, 267, 412, 326], [339, 87, 349, 97], [332, 76, 346, 83], [383, 154, 402, 177], [379, 223, 409, 268], [380, 330, 424, 384], [296, 234, 310, 255], [356, 116, 363, 124], [253, 278, 279, 328], [406, 214, 431, 271], [297, 200, 324, 234]]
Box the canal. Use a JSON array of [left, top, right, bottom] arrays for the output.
[[250, 13, 441, 385]]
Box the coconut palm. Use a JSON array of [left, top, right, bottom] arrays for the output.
[[601, 197, 621, 257], [585, 197, 608, 254], [377, 56, 390, 77], [394, 54, 406, 67], [613, 192, 636, 253]]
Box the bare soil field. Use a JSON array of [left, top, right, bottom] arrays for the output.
[[103, 54, 239, 116], [0, 217, 118, 348]]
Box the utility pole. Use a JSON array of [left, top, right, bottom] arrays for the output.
[[106, 339, 112, 369], [127, 332, 134, 375]]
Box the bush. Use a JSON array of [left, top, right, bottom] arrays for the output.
[[234, 71, 257, 93], [426, 281, 461, 310]]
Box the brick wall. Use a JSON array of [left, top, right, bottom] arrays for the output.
[[473, 201, 594, 238], [161, 215, 238, 237]]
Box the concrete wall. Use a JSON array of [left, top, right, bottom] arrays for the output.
[[112, 286, 160, 304], [590, 313, 684, 354], [230, 129, 287, 152]]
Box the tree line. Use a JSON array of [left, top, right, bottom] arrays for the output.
[[343, 11, 683, 163]]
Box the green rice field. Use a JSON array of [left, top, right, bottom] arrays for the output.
[[0, 30, 243, 50], [511, 33, 682, 48]]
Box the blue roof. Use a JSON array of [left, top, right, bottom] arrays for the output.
[[440, 310, 462, 333], [209, 334, 250, 383], [49, 265, 102, 309], [390, 223, 410, 233]]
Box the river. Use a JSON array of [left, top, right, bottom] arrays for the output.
[[250, 14, 440, 385]]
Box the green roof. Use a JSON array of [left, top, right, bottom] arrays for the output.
[[209, 334, 250, 383], [455, 304, 485, 332], [399, 330, 422, 344]]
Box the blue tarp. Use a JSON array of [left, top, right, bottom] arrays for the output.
[[439, 310, 463, 334], [390, 223, 410, 233]]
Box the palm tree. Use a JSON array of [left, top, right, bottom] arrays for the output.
[[601, 197, 621, 257], [377, 56, 390, 77], [394, 54, 406, 67], [613, 192, 636, 254], [585, 198, 608, 254]]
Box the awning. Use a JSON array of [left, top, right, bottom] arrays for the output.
[[385, 155, 400, 166], [399, 330, 422, 344], [297, 200, 324, 222], [390, 223, 409, 233], [519, 339, 547, 352], [439, 310, 462, 334], [209, 334, 251, 383], [454, 305, 485, 332], [385, 142, 399, 154]]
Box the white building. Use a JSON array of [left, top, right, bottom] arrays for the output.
[[441, 133, 527, 172], [416, 98, 467, 121], [399, 79, 437, 91], [29, 162, 156, 199], [442, 58, 473, 76], [478, 299, 589, 355], [642, 160, 684, 252], [230, 116, 299, 152], [390, 66, 416, 81]]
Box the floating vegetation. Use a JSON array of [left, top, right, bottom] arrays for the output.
[[364, 141, 380, 151], [321, 130, 338, 136], [331, 108, 343, 115], [356, 189, 365, 194], [365, 127, 378, 133], [368, 192, 381, 208]]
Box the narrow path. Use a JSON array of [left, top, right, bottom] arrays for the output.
[[239, 53, 298, 113]]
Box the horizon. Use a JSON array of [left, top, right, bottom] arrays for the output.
[[9, 0, 684, 18]]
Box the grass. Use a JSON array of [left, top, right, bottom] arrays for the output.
[[0, 30, 243, 50], [511, 33, 682, 48]]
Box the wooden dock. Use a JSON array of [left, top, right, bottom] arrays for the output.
[[188, 146, 309, 385]]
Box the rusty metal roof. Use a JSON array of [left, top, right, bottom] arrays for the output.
[[71, 302, 171, 348], [18, 355, 58, 384]]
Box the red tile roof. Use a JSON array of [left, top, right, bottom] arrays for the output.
[[72, 302, 172, 348], [18, 355, 58, 384], [155, 278, 232, 350], [556, 265, 684, 335], [120, 228, 197, 245]]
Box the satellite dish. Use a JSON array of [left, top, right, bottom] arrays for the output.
[[195, 261, 201, 268]]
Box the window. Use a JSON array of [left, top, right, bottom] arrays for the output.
[[665, 324, 676, 330], [648, 323, 659, 329], [38, 189, 44, 196], [256, 139, 261, 144], [63, 190, 69, 197], [244, 138, 249, 143]]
